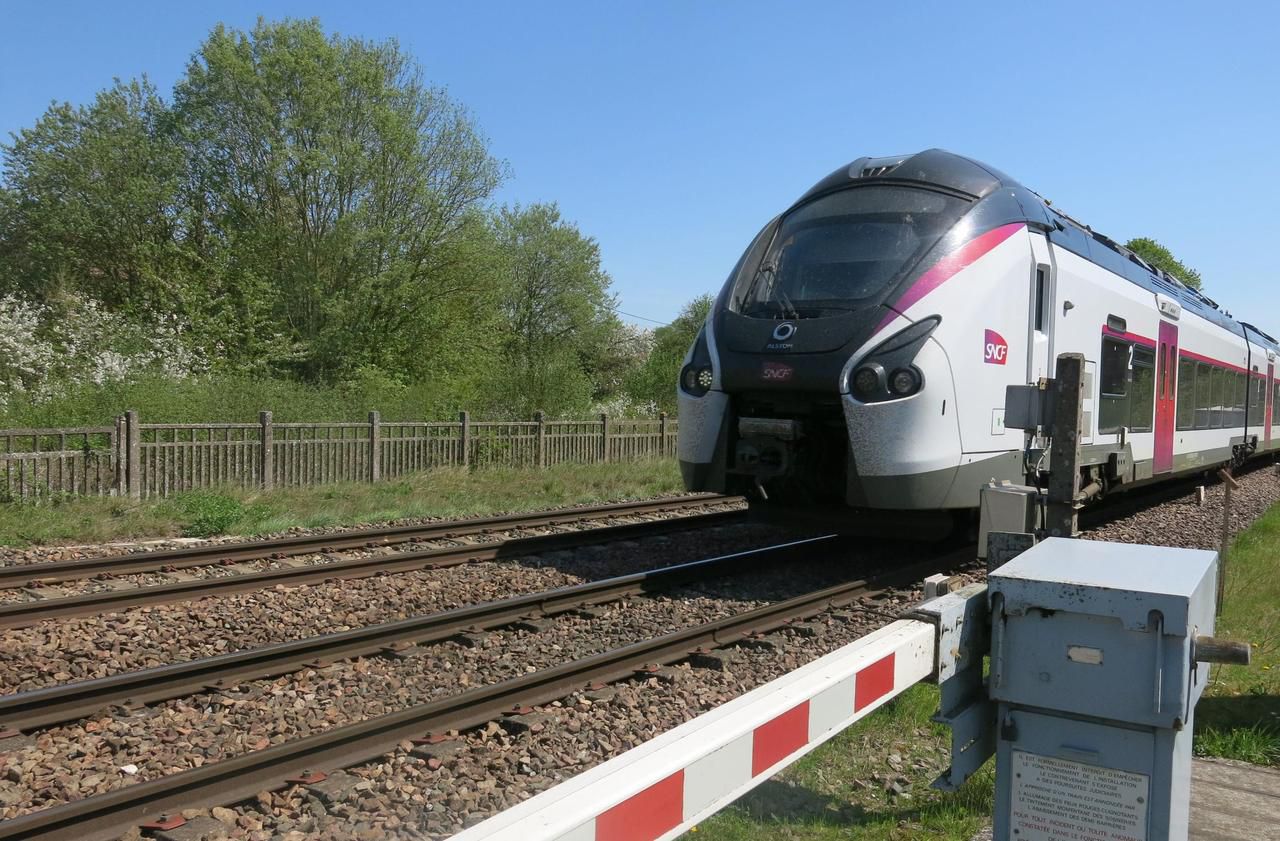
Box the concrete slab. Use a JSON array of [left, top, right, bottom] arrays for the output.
[[1190, 757, 1280, 840]]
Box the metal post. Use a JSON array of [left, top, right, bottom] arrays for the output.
[[368, 411, 381, 483], [259, 411, 274, 491], [535, 411, 546, 468], [1045, 353, 1085, 538], [114, 415, 126, 496], [459, 411, 471, 469], [600, 413, 610, 463], [659, 411, 668, 457], [1216, 468, 1238, 617], [125, 409, 140, 501]]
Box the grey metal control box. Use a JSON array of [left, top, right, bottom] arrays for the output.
[[988, 538, 1217, 841], [977, 480, 1042, 560], [1004, 384, 1053, 431]]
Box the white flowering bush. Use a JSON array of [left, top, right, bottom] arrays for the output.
[[593, 392, 660, 419], [0, 294, 207, 412]]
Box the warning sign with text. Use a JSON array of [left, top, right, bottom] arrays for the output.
[[1009, 750, 1149, 841]]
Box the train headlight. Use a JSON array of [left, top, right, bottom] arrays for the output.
[[853, 366, 881, 397], [681, 364, 714, 397], [889, 368, 921, 397]]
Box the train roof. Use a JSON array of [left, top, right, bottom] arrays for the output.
[[798, 150, 1278, 356]]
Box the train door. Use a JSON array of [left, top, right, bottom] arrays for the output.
[[1268, 362, 1275, 449], [1026, 235, 1055, 383], [1154, 321, 1179, 474]]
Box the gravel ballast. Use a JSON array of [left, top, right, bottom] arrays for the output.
[[1, 468, 1276, 840], [1082, 463, 1279, 547], [0, 552, 903, 821], [0, 522, 798, 695]]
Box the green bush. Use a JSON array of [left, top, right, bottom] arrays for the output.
[[177, 492, 245, 537]]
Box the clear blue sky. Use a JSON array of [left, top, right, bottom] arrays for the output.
[[3, 1, 1278, 330]]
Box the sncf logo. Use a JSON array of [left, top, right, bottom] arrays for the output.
[[984, 329, 1009, 365], [762, 361, 794, 382]]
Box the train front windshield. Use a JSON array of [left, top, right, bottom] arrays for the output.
[[728, 186, 968, 318]]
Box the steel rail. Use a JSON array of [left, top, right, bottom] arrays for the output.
[[0, 536, 837, 731], [0, 495, 740, 588], [0, 509, 745, 629], [0, 555, 946, 841]]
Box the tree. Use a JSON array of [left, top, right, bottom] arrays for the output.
[[490, 203, 620, 417], [0, 78, 186, 314], [1125, 237, 1203, 290], [627, 294, 713, 413], [171, 18, 506, 381]]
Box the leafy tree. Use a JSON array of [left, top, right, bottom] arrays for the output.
[[0, 78, 185, 314], [490, 203, 621, 417], [627, 294, 713, 413], [0, 18, 684, 424], [1125, 237, 1203, 290], [171, 18, 506, 381]]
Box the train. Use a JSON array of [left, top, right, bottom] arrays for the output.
[[677, 149, 1277, 523]]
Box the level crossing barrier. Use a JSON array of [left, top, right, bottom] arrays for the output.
[[455, 539, 1250, 841]]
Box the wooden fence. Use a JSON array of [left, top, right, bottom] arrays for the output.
[[0, 411, 677, 502]]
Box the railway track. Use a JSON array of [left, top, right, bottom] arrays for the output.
[[0, 494, 740, 588], [0, 536, 835, 731], [0, 502, 745, 628], [0, 546, 949, 841]]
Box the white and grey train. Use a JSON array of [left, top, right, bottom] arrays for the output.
[[677, 149, 1278, 517]]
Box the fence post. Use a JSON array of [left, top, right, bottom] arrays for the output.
[[535, 411, 546, 468], [659, 412, 668, 457], [113, 415, 125, 495], [459, 410, 471, 468], [600, 413, 610, 463], [125, 409, 141, 501], [369, 410, 381, 482], [259, 411, 274, 491]]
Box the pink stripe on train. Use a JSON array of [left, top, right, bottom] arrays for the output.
[[874, 222, 1026, 335]]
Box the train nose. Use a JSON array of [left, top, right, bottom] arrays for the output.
[[843, 335, 965, 509]]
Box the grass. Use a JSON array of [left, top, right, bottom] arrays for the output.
[[695, 500, 1280, 840], [693, 685, 992, 841], [1193, 500, 1280, 766], [0, 460, 685, 547]]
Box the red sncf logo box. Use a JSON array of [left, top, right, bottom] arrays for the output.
[[984, 330, 1008, 365], [762, 362, 794, 381]]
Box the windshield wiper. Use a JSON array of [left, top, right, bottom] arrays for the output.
[[738, 262, 777, 306], [776, 289, 800, 319]]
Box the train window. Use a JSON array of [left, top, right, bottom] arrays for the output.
[[1210, 367, 1225, 428], [1099, 338, 1131, 434], [1195, 362, 1211, 429], [1034, 267, 1047, 333], [1251, 373, 1264, 415], [1129, 346, 1155, 432], [729, 186, 969, 317], [1177, 357, 1196, 430], [1233, 372, 1248, 427], [1224, 371, 1235, 427]]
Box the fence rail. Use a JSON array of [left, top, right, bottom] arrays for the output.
[[0, 410, 677, 502]]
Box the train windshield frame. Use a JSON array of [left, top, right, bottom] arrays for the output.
[[728, 185, 970, 318]]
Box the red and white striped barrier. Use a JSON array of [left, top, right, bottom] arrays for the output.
[[452, 619, 935, 841]]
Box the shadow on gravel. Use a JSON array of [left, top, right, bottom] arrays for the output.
[[503, 528, 956, 607]]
